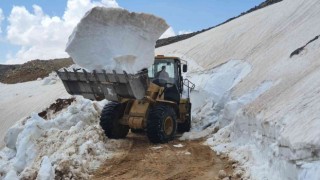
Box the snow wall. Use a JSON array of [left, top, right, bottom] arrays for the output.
[[157, 0, 320, 179], [66, 7, 169, 73]]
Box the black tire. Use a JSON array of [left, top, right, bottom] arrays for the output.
[[177, 116, 191, 133], [177, 103, 192, 133], [147, 104, 177, 143], [100, 102, 129, 139], [131, 128, 145, 134]]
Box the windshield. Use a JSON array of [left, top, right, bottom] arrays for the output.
[[148, 59, 176, 84]]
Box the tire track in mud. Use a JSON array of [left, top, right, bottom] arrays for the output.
[[93, 133, 236, 180]]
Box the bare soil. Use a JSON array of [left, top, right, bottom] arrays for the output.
[[38, 98, 76, 120], [93, 133, 237, 180]]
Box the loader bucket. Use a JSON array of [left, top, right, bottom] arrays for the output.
[[56, 69, 149, 101]]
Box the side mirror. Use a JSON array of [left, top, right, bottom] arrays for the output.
[[183, 64, 187, 72]]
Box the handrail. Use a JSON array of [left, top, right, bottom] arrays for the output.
[[183, 79, 195, 98]]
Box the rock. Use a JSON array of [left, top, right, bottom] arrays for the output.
[[218, 170, 227, 179], [229, 159, 237, 164], [232, 169, 243, 178], [232, 164, 237, 169]]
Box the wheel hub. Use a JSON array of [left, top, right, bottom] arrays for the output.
[[163, 116, 173, 135]]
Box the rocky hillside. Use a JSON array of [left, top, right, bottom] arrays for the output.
[[0, 58, 73, 84], [0, 65, 20, 77]]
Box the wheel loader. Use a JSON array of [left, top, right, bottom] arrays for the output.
[[56, 55, 195, 143]]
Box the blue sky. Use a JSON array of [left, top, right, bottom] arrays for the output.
[[0, 0, 264, 64]]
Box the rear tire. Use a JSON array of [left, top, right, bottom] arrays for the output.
[[100, 102, 129, 139], [147, 104, 177, 143]]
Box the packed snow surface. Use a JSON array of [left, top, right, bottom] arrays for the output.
[[0, 73, 69, 148], [66, 7, 169, 73], [157, 0, 320, 179]]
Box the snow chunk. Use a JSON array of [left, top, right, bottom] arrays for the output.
[[36, 156, 54, 180], [66, 7, 169, 73], [4, 170, 19, 180], [151, 146, 163, 150], [173, 144, 184, 148], [4, 124, 23, 150]]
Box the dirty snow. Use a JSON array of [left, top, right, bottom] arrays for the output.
[[157, 0, 320, 179], [66, 7, 169, 74]]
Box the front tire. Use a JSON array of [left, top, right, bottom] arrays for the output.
[[147, 104, 177, 143], [100, 102, 129, 139]]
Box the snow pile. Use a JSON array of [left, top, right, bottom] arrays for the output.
[[0, 96, 129, 179], [157, 0, 320, 179], [42, 72, 58, 85], [66, 7, 169, 73]]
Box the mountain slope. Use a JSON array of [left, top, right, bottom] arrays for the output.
[[157, 0, 320, 179], [156, 0, 283, 48]]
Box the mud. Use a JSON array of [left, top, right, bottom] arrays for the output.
[[93, 133, 237, 180]]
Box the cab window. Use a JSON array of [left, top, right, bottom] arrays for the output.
[[148, 61, 175, 79]]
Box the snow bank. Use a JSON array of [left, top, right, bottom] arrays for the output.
[[186, 60, 252, 132], [180, 60, 272, 141], [66, 7, 169, 73], [0, 96, 130, 179], [157, 0, 320, 178]]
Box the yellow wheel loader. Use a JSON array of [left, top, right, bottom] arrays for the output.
[[56, 55, 195, 143]]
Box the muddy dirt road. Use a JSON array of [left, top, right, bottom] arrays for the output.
[[94, 133, 236, 180]]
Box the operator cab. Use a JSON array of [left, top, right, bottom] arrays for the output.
[[148, 55, 188, 104]]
